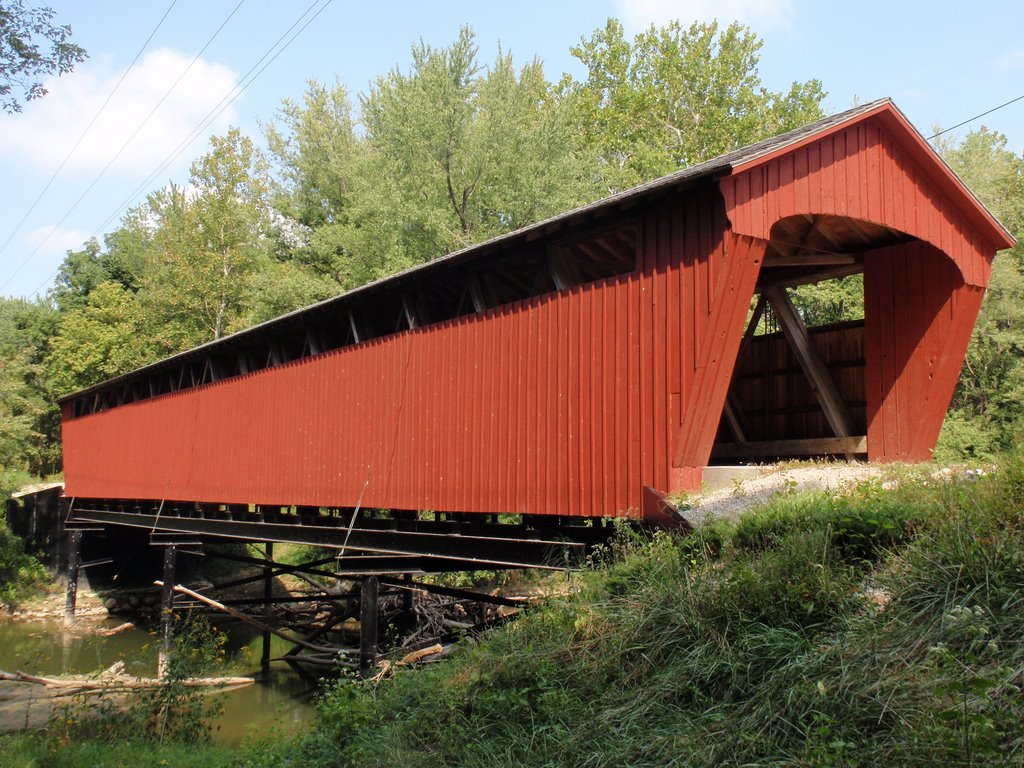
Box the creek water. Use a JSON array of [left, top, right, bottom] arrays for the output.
[[0, 616, 316, 745]]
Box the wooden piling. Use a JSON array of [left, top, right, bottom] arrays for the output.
[[358, 576, 379, 677], [261, 542, 274, 671], [158, 545, 176, 679], [63, 530, 82, 627]]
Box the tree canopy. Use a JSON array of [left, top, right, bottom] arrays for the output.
[[0, 0, 85, 113], [569, 19, 825, 190]]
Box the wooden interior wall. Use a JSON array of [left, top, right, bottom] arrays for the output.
[[864, 241, 984, 461], [721, 321, 866, 446]]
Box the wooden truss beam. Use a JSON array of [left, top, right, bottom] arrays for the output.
[[547, 245, 583, 291], [711, 435, 867, 460], [758, 263, 863, 290], [466, 272, 488, 313], [762, 286, 856, 442], [762, 252, 860, 267], [401, 295, 419, 330]]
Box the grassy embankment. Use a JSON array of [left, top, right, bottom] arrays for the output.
[[287, 460, 1024, 767], [4, 458, 1024, 766]]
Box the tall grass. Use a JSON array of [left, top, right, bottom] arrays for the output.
[[277, 459, 1024, 767]]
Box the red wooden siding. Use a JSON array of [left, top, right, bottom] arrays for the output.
[[863, 241, 984, 461], [670, 232, 766, 483], [721, 116, 997, 287], [62, 187, 751, 515], [633, 190, 764, 493], [60, 103, 1013, 512], [63, 273, 645, 517]]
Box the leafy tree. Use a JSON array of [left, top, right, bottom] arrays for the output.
[[265, 79, 359, 284], [787, 275, 864, 327], [569, 19, 826, 191], [0, 297, 59, 475], [141, 129, 273, 346], [0, 0, 86, 113], [50, 233, 148, 312], [45, 281, 149, 397], [340, 27, 590, 285]]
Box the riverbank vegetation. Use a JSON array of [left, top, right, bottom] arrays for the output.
[[265, 458, 1024, 767], [4, 459, 1024, 766], [0, 509, 48, 607]]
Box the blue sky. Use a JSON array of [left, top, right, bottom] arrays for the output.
[[1, 0, 1021, 299]]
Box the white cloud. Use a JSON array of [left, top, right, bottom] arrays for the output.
[[0, 48, 239, 175], [992, 49, 1024, 72], [24, 224, 93, 256], [613, 0, 795, 30]]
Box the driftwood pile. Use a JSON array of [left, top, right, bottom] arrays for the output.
[[170, 576, 525, 673]]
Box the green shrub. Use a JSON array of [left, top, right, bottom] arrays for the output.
[[47, 613, 228, 747], [0, 509, 48, 606]]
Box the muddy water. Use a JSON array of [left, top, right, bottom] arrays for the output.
[[0, 617, 315, 744]]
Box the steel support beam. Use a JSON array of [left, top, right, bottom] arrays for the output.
[[70, 508, 587, 570]]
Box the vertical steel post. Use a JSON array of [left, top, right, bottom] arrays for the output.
[[63, 529, 82, 626], [158, 545, 177, 679], [261, 542, 274, 672], [358, 576, 379, 677]]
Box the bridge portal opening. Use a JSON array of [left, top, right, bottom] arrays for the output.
[[709, 213, 913, 465]]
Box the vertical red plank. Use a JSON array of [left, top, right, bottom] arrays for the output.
[[609, 278, 622, 512], [530, 298, 541, 514], [652, 206, 669, 491], [558, 290, 571, 515], [628, 266, 642, 514], [513, 303, 526, 513], [540, 296, 557, 514], [582, 285, 593, 517]]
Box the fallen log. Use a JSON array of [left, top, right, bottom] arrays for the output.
[[0, 666, 254, 693], [397, 643, 443, 667], [156, 581, 333, 654], [93, 622, 135, 638]]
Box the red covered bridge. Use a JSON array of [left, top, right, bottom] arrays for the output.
[[59, 99, 1012, 570]]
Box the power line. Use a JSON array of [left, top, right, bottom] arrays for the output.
[[0, 0, 246, 294], [0, 1, 178, 264], [928, 94, 1024, 140], [25, 0, 334, 298], [93, 0, 331, 239]]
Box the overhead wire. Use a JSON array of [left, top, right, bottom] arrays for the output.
[[24, 0, 334, 298], [1, 0, 247, 294], [91, 0, 331, 239], [927, 93, 1024, 140], [0, 1, 178, 265]]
